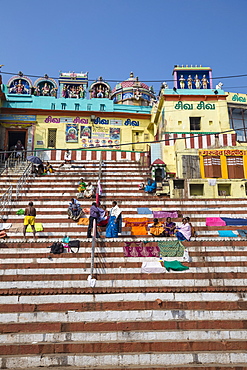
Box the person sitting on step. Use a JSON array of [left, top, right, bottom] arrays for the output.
[[174, 218, 191, 241], [149, 218, 165, 237]]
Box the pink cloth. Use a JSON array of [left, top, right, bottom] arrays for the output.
[[206, 217, 226, 226], [153, 211, 178, 219], [123, 242, 160, 257]]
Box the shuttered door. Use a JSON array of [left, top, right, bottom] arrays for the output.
[[203, 156, 222, 178], [182, 155, 200, 179], [227, 156, 244, 179]]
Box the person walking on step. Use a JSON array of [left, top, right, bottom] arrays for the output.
[[87, 202, 100, 238], [23, 201, 37, 239]]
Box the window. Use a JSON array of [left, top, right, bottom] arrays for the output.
[[100, 104, 106, 111], [227, 156, 244, 179], [61, 103, 66, 110], [87, 104, 92, 111], [190, 184, 204, 196], [190, 117, 201, 130], [48, 129, 57, 148], [218, 184, 231, 196], [203, 156, 222, 178], [229, 107, 247, 141], [75, 103, 80, 111], [51, 103, 55, 110]]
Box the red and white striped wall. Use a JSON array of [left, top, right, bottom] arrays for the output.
[[40, 150, 146, 162], [163, 133, 236, 149]]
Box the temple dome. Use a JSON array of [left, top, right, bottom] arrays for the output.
[[111, 72, 155, 106]]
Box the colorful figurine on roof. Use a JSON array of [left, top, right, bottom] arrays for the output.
[[8, 71, 32, 94], [173, 65, 213, 90], [33, 75, 58, 97], [111, 72, 156, 106], [89, 77, 111, 99], [58, 71, 88, 99]]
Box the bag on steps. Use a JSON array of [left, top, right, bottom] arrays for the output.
[[68, 240, 80, 253], [50, 242, 64, 254]]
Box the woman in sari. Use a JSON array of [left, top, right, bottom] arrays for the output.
[[84, 182, 95, 199], [97, 205, 110, 227], [174, 218, 191, 241], [149, 218, 165, 236], [164, 217, 176, 237], [106, 201, 122, 238], [145, 178, 157, 193], [68, 198, 83, 221]]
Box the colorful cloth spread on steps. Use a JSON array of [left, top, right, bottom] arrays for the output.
[[123, 241, 160, 257], [217, 230, 238, 237], [237, 229, 247, 238], [124, 218, 149, 227], [164, 260, 189, 272], [153, 211, 178, 219], [131, 226, 148, 236], [141, 261, 166, 274], [137, 208, 153, 215], [124, 218, 149, 234], [26, 223, 43, 232], [221, 217, 247, 226], [16, 209, 25, 215], [158, 240, 184, 257], [206, 217, 226, 226], [78, 218, 89, 225]]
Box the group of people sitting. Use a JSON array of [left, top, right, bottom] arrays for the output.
[[31, 162, 54, 176], [77, 178, 95, 199], [139, 178, 157, 193], [67, 199, 122, 239], [150, 216, 194, 241]]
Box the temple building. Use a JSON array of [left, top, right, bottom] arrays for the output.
[[151, 65, 247, 198], [0, 72, 154, 153]]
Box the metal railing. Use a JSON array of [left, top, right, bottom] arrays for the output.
[[16, 162, 32, 199], [0, 185, 13, 218], [89, 152, 103, 286], [0, 151, 25, 176]]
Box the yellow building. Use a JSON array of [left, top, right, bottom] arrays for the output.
[[151, 66, 247, 198]]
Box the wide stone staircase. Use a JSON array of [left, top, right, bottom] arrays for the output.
[[0, 156, 246, 369]]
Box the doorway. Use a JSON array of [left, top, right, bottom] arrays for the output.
[[132, 130, 144, 151], [6, 130, 27, 151]]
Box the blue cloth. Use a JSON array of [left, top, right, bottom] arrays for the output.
[[218, 230, 238, 237], [106, 215, 120, 238], [137, 208, 152, 215], [145, 180, 157, 193], [237, 230, 247, 238], [175, 231, 187, 241], [221, 217, 247, 226]]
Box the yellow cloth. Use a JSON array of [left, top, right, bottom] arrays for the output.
[[150, 222, 165, 236], [131, 226, 148, 236], [78, 218, 89, 225], [151, 208, 162, 211], [26, 223, 43, 232], [24, 216, 35, 226], [124, 217, 149, 223]]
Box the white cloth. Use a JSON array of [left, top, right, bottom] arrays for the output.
[[208, 178, 216, 186], [183, 249, 192, 262], [141, 261, 166, 274], [110, 205, 122, 218], [0, 223, 12, 230]]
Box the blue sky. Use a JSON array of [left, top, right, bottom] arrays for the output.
[[1, 0, 247, 94]]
